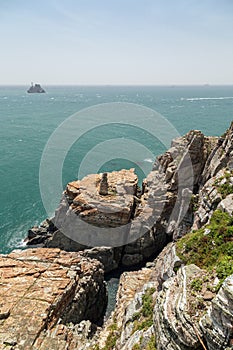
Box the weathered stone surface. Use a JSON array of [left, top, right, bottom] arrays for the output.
[[46, 229, 86, 251], [48, 169, 138, 250], [126, 129, 211, 259], [83, 246, 122, 273], [0, 248, 107, 349], [192, 123, 233, 229], [201, 122, 233, 184], [27, 169, 138, 250], [217, 193, 233, 215], [63, 169, 137, 228], [90, 243, 182, 350], [155, 264, 209, 350], [192, 168, 233, 230], [26, 218, 56, 246], [121, 253, 144, 266], [94, 268, 156, 350], [200, 275, 233, 350]]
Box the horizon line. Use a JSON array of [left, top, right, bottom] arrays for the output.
[[1, 83, 233, 87]]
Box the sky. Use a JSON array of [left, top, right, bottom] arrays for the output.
[[0, 0, 233, 85]]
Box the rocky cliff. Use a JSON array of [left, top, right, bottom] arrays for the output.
[[0, 248, 107, 350], [11, 123, 233, 349], [89, 241, 232, 350], [87, 123, 233, 350], [26, 129, 216, 272]]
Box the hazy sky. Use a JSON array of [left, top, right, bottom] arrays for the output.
[[1, 0, 233, 85]]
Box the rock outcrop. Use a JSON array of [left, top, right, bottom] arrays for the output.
[[90, 242, 232, 350], [192, 123, 233, 230], [201, 122, 233, 185], [0, 248, 107, 349], [20, 123, 233, 350], [89, 243, 182, 349], [27, 83, 46, 93], [200, 275, 233, 350], [27, 130, 215, 272]]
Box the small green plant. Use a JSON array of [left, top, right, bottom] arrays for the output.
[[132, 288, 155, 333], [108, 322, 117, 331], [214, 171, 233, 198], [132, 335, 157, 350], [190, 278, 203, 292], [92, 345, 100, 350], [141, 288, 155, 317], [216, 256, 233, 281], [146, 335, 157, 350], [99, 321, 119, 350], [190, 194, 199, 212], [102, 333, 117, 350], [134, 318, 154, 331], [217, 182, 233, 198]]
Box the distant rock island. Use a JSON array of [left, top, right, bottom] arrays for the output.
[[27, 82, 46, 93]]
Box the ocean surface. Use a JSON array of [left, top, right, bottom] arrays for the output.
[[1, 85, 233, 255]]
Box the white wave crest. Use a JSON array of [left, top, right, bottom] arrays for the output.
[[144, 158, 154, 163], [181, 97, 233, 101]]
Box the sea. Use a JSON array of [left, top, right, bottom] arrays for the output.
[[1, 85, 233, 256]]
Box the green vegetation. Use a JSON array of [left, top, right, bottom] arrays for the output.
[[101, 322, 118, 350], [103, 334, 117, 350], [176, 210, 233, 288], [107, 184, 117, 196], [146, 335, 157, 350], [92, 346, 100, 350], [217, 182, 233, 198], [214, 171, 233, 198], [132, 335, 157, 350], [190, 278, 203, 292], [132, 287, 155, 333], [190, 194, 199, 212]]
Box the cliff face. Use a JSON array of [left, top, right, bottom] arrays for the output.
[[0, 248, 107, 350], [90, 243, 232, 350], [193, 122, 233, 231], [84, 124, 233, 350], [21, 123, 233, 349]]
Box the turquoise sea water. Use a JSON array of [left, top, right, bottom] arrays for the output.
[[1, 85, 233, 254]]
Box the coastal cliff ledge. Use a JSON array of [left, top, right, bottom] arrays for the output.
[[0, 248, 107, 350]]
